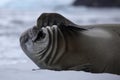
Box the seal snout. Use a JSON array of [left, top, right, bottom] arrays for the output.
[[20, 29, 30, 44]]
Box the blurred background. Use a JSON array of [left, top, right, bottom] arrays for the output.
[[0, 0, 120, 71]]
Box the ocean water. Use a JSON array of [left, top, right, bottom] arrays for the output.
[[0, 0, 120, 80]]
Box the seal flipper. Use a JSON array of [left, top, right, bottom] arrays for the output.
[[37, 13, 86, 31], [59, 23, 86, 31]]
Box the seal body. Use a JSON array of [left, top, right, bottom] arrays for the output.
[[20, 13, 120, 75]]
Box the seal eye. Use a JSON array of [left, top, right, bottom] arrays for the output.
[[34, 30, 46, 42]]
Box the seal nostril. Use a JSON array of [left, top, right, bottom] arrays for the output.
[[33, 30, 46, 42], [41, 32, 46, 38]]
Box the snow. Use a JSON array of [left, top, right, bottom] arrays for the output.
[[0, 61, 120, 80], [0, 0, 120, 80]]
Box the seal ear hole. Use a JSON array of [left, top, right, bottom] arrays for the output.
[[34, 30, 46, 41]]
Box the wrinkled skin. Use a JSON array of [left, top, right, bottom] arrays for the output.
[[20, 13, 120, 75]]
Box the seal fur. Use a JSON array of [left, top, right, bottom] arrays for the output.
[[20, 13, 120, 75]]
